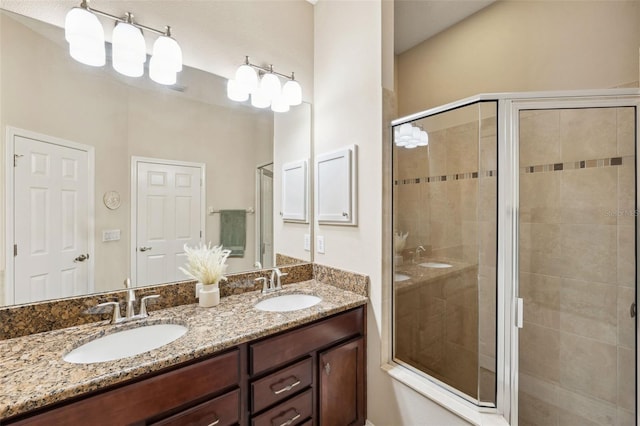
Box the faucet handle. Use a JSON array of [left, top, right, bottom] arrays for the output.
[[255, 277, 269, 294], [96, 301, 122, 324], [139, 295, 160, 317]]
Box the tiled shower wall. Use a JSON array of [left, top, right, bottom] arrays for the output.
[[393, 102, 498, 403], [518, 107, 636, 426]]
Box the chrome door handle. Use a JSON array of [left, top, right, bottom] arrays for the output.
[[139, 246, 152, 252], [74, 253, 89, 262]]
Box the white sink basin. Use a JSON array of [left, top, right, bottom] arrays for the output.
[[255, 294, 322, 312], [394, 273, 410, 282], [63, 323, 188, 364], [419, 262, 452, 269]]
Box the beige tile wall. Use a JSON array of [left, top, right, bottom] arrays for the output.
[[394, 102, 498, 403], [518, 107, 636, 426]]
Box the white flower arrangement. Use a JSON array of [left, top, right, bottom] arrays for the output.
[[394, 231, 408, 254], [179, 242, 231, 285]]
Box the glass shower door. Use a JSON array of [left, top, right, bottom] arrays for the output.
[[517, 106, 637, 425]]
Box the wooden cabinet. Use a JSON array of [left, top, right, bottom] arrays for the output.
[[6, 306, 366, 426], [319, 338, 365, 426]]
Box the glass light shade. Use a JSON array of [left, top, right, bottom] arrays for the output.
[[282, 80, 302, 106], [259, 73, 281, 101], [235, 64, 258, 94], [412, 127, 422, 140], [65, 7, 105, 67], [405, 143, 417, 149], [112, 22, 146, 77], [227, 79, 249, 102], [151, 36, 182, 72], [251, 89, 271, 109], [398, 123, 413, 138], [417, 130, 429, 146], [271, 94, 290, 113], [149, 55, 177, 85]]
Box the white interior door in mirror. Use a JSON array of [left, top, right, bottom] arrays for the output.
[[315, 145, 357, 225], [133, 158, 204, 287], [10, 131, 94, 304], [281, 159, 308, 222]]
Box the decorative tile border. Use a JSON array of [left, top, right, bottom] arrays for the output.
[[394, 170, 496, 186], [0, 263, 313, 341], [394, 156, 632, 186], [520, 155, 629, 174]]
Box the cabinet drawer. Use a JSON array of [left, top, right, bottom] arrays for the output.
[[8, 349, 240, 426], [150, 388, 240, 426], [250, 307, 363, 374], [251, 357, 313, 413], [251, 389, 312, 426]]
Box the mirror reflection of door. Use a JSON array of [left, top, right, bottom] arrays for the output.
[[132, 158, 204, 287], [9, 129, 94, 304], [257, 163, 274, 268]]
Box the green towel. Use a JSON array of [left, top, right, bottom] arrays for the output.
[[220, 210, 246, 257]]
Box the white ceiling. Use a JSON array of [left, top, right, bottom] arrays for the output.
[[394, 0, 495, 54]]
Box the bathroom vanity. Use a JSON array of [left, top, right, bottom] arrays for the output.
[[0, 281, 366, 426]]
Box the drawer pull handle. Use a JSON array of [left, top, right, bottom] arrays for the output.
[[275, 410, 301, 426], [271, 377, 302, 395], [207, 416, 220, 426]]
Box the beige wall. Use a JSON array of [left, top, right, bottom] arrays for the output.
[[273, 103, 312, 263], [314, 1, 469, 424], [397, 0, 640, 116], [0, 13, 272, 300]]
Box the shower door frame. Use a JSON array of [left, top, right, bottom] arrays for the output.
[[387, 88, 640, 426], [504, 91, 640, 426]]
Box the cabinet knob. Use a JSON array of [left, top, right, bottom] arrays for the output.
[[324, 362, 331, 375]]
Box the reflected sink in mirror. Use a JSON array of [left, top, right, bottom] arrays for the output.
[[419, 262, 452, 269], [254, 294, 321, 312], [394, 273, 411, 282], [63, 324, 188, 364]]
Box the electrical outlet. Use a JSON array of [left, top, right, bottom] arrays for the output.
[[304, 234, 311, 251], [317, 236, 325, 254], [102, 229, 121, 242]]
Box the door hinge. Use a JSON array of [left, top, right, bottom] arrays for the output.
[[14, 244, 17, 257], [200, 230, 202, 238], [13, 154, 24, 167]]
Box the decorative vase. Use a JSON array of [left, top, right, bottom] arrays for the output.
[[199, 282, 220, 308]]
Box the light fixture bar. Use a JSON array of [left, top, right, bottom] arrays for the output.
[[80, 0, 170, 36], [242, 56, 296, 81]]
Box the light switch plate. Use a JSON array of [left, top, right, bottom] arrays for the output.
[[102, 229, 121, 242], [304, 234, 311, 251], [317, 235, 325, 254]]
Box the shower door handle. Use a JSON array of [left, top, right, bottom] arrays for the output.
[[631, 302, 636, 318]]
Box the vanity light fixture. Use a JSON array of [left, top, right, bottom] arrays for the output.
[[64, 0, 183, 85], [394, 123, 429, 149], [227, 56, 303, 112]]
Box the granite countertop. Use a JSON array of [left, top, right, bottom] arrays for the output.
[[0, 280, 367, 420], [394, 258, 476, 290]]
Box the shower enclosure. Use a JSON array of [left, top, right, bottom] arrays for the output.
[[391, 90, 638, 425]]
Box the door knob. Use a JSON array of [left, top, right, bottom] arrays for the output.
[[73, 254, 89, 263], [139, 246, 152, 252]]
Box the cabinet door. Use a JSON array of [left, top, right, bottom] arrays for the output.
[[318, 337, 364, 426]]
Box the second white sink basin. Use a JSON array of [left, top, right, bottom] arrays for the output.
[[255, 294, 322, 312], [63, 323, 188, 364], [419, 262, 452, 269]]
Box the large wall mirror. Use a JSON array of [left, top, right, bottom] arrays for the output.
[[0, 9, 312, 306]]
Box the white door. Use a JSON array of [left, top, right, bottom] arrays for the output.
[[134, 160, 203, 286], [13, 135, 92, 304]]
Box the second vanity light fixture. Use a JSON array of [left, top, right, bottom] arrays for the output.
[[65, 0, 182, 85], [394, 123, 429, 149], [227, 56, 302, 113]]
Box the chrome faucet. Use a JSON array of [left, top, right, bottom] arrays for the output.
[[413, 245, 426, 263], [94, 278, 160, 324], [255, 268, 288, 294]]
